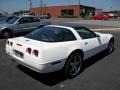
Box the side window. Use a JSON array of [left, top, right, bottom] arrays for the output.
[[62, 29, 76, 41], [19, 17, 30, 24], [30, 17, 40, 22], [76, 27, 96, 39]]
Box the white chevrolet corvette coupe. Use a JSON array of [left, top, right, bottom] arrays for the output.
[[6, 25, 114, 78]]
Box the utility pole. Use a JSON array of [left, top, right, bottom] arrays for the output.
[[43, 3, 47, 14], [29, 0, 32, 11], [40, 0, 43, 15], [78, 0, 81, 17]]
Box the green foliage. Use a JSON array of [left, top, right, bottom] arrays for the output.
[[83, 15, 91, 20]]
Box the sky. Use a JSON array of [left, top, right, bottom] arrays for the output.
[[0, 0, 120, 14]]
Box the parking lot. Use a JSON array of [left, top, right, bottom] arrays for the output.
[[0, 23, 120, 90]]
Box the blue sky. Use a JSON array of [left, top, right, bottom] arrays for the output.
[[0, 0, 120, 14]]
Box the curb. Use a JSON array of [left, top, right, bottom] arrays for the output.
[[92, 28, 120, 31]]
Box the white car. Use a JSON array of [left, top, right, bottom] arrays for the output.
[[6, 25, 114, 78]]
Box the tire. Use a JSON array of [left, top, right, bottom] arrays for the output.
[[2, 30, 12, 38], [106, 38, 114, 54], [38, 25, 44, 29], [64, 52, 83, 78]]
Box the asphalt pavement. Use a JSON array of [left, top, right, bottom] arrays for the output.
[[51, 19, 120, 30], [0, 29, 120, 90], [69, 20, 120, 27]]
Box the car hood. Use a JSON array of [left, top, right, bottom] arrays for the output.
[[0, 21, 6, 24], [0, 23, 12, 29]]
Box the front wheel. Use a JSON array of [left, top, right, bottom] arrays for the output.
[[106, 38, 114, 54], [64, 52, 83, 78], [2, 30, 12, 38]]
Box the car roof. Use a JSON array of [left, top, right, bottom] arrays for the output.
[[47, 23, 86, 29]]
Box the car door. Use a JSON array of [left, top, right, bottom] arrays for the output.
[[28, 17, 41, 31], [14, 17, 32, 33], [75, 27, 102, 59]]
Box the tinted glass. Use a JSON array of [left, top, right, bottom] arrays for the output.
[[25, 27, 76, 42], [62, 29, 76, 41], [75, 27, 96, 39], [7, 16, 19, 24], [19, 17, 31, 24], [5, 16, 15, 22], [30, 17, 40, 22], [0, 16, 7, 21]]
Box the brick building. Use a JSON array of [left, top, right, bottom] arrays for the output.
[[31, 5, 95, 18]]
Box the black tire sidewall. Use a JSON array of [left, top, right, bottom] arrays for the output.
[[65, 52, 83, 78], [107, 39, 114, 54], [2, 31, 12, 38]]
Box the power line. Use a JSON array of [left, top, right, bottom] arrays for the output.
[[78, 0, 81, 17]]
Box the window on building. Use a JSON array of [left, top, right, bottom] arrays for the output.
[[61, 9, 74, 16]]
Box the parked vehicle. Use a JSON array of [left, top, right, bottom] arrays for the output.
[[6, 25, 114, 78], [91, 14, 110, 20], [0, 15, 16, 24], [39, 13, 51, 19], [0, 16, 51, 38], [0, 16, 7, 22]]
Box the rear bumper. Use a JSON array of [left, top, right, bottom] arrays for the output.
[[6, 51, 66, 73]]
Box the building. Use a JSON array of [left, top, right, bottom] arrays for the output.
[[31, 5, 95, 18], [95, 9, 103, 15]]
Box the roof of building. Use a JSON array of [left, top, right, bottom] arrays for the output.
[[32, 4, 95, 9]]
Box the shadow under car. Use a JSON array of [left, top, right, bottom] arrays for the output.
[[17, 49, 114, 86]]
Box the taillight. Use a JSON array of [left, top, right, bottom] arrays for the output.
[[26, 48, 32, 54], [33, 50, 39, 57], [10, 42, 13, 46], [26, 48, 39, 57], [7, 41, 13, 46], [7, 41, 9, 45]]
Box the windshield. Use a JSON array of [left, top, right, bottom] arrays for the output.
[[5, 16, 15, 22], [0, 16, 7, 21], [7, 16, 19, 24]]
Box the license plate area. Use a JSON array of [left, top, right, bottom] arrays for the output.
[[13, 50, 24, 58]]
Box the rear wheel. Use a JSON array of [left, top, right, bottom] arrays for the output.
[[64, 52, 83, 78]]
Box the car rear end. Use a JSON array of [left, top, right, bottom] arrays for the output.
[[5, 37, 63, 73]]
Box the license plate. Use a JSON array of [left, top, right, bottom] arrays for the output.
[[13, 50, 24, 58]]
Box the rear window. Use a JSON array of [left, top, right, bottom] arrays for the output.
[[25, 26, 76, 42]]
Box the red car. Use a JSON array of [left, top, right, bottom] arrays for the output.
[[91, 15, 110, 20]]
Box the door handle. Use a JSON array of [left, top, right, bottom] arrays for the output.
[[85, 42, 88, 45]]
